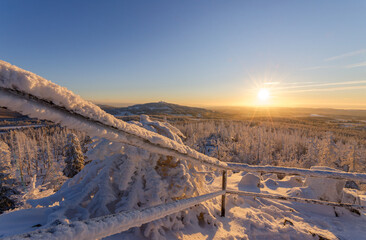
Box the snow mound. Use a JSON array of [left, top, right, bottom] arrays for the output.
[[238, 173, 260, 192], [304, 166, 345, 202]]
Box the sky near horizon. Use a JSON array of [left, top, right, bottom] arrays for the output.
[[1, 1, 366, 109]]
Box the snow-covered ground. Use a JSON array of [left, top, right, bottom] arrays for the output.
[[3, 170, 365, 240], [2, 170, 366, 239], [98, 171, 366, 240]]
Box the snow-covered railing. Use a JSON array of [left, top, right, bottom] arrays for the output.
[[219, 165, 366, 216], [5, 191, 225, 240], [226, 163, 366, 182], [226, 190, 366, 211], [2, 60, 366, 239]]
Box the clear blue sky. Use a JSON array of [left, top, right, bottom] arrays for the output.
[[1, 0, 366, 108]]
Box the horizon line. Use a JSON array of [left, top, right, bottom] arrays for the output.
[[89, 100, 366, 111]]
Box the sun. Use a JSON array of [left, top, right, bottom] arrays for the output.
[[258, 88, 270, 101]]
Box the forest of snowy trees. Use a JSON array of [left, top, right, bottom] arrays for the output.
[[0, 118, 365, 216], [177, 120, 366, 172], [1, 119, 364, 191], [0, 126, 91, 212], [0, 126, 90, 187]]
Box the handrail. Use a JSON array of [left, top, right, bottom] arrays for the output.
[[226, 163, 366, 182], [5, 191, 225, 240], [227, 190, 366, 211]]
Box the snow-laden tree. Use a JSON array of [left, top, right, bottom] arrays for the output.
[[0, 141, 12, 182], [63, 133, 85, 178], [302, 139, 319, 168], [27, 115, 218, 240], [13, 131, 27, 186], [319, 133, 338, 167], [0, 141, 18, 214], [0, 126, 90, 190], [346, 143, 360, 172]]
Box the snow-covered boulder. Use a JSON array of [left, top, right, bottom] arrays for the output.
[[239, 173, 261, 192], [303, 166, 345, 202], [261, 173, 278, 181], [342, 188, 361, 205], [280, 175, 304, 188]]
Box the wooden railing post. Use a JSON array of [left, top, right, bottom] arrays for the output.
[[221, 170, 227, 217]]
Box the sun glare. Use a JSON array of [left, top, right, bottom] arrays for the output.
[[258, 88, 270, 101]]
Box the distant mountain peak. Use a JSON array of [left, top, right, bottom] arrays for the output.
[[101, 102, 213, 118]]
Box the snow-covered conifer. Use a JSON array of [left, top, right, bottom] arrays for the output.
[[0, 141, 12, 182], [63, 133, 85, 178]]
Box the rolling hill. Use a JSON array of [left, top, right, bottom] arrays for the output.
[[100, 101, 216, 118]]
